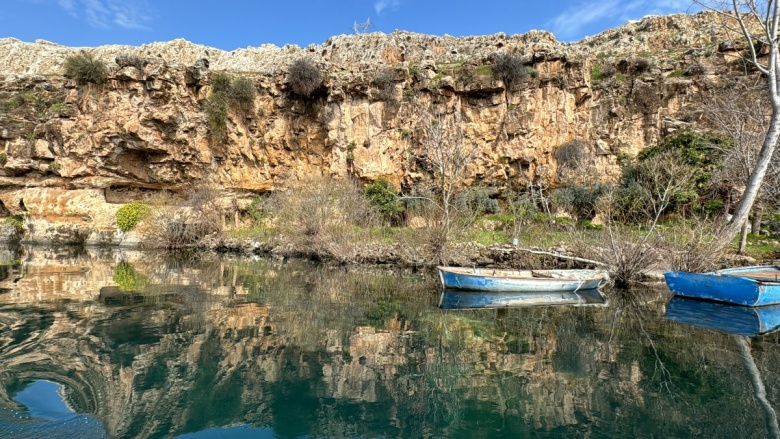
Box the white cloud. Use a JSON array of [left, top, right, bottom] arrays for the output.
[[58, 0, 76, 13], [374, 0, 401, 15], [548, 0, 692, 41], [57, 0, 154, 30]]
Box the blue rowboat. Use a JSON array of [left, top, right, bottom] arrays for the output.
[[438, 288, 607, 309], [665, 296, 780, 336], [664, 266, 780, 307], [437, 266, 609, 292]]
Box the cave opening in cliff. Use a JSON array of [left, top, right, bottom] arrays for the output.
[[0, 200, 9, 217]]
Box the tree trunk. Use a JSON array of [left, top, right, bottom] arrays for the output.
[[720, 113, 780, 244], [753, 205, 764, 237], [739, 220, 749, 254]]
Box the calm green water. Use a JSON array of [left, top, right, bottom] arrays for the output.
[[0, 246, 777, 438]]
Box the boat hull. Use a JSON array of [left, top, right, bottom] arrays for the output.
[[438, 267, 607, 292], [439, 289, 607, 309], [665, 266, 780, 307]]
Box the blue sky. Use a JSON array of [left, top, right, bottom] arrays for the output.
[[1, 0, 696, 49]]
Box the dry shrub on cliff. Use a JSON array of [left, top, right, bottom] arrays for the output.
[[632, 82, 661, 114], [372, 68, 397, 101], [631, 58, 653, 74], [554, 140, 587, 172], [205, 73, 257, 143], [270, 176, 378, 260], [492, 53, 528, 90], [63, 51, 107, 86], [115, 54, 145, 70], [145, 184, 224, 249], [229, 77, 256, 114], [205, 94, 229, 144], [287, 58, 323, 98]]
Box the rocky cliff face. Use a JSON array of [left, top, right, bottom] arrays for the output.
[[0, 12, 753, 243]]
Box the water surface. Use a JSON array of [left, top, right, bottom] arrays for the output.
[[0, 246, 777, 438]]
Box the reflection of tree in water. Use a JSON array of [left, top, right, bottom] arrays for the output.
[[0, 249, 779, 437]]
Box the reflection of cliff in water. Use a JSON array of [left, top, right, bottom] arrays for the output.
[[0, 246, 776, 438]]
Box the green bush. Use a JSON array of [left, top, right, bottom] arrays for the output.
[[204, 73, 256, 143], [288, 58, 322, 98], [638, 130, 730, 187], [247, 195, 269, 223], [63, 52, 107, 85], [0, 99, 18, 113], [3, 215, 24, 232], [205, 93, 228, 143], [365, 179, 405, 224], [591, 64, 605, 83], [552, 183, 609, 221], [457, 187, 500, 216], [229, 76, 256, 114], [116, 202, 151, 232]]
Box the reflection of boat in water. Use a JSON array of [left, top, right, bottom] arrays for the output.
[[666, 296, 780, 437], [438, 289, 607, 310], [437, 266, 609, 292], [665, 266, 780, 306], [665, 296, 780, 337]]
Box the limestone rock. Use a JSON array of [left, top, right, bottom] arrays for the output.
[[0, 11, 756, 244]]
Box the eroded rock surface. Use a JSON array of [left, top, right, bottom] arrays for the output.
[[0, 12, 754, 243]]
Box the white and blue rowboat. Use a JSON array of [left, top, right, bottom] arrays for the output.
[[437, 266, 609, 292], [664, 265, 780, 307]]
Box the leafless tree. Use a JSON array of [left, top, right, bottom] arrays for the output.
[[695, 1, 780, 244], [588, 151, 696, 286], [405, 105, 479, 258], [704, 81, 776, 251]]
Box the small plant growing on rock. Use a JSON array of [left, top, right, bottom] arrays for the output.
[[685, 63, 706, 76], [229, 76, 256, 114], [372, 68, 397, 101], [591, 64, 605, 83], [63, 51, 107, 85], [115, 54, 145, 70], [116, 201, 151, 232], [204, 73, 256, 143], [287, 58, 322, 98], [205, 93, 229, 143], [47, 102, 72, 117], [4, 214, 25, 233], [554, 140, 588, 171], [492, 53, 527, 90], [0, 154, 7, 166], [631, 58, 653, 74]]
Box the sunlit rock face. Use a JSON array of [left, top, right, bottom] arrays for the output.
[[0, 12, 751, 243]]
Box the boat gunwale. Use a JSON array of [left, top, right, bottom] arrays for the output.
[[436, 266, 609, 282], [713, 265, 780, 285]]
